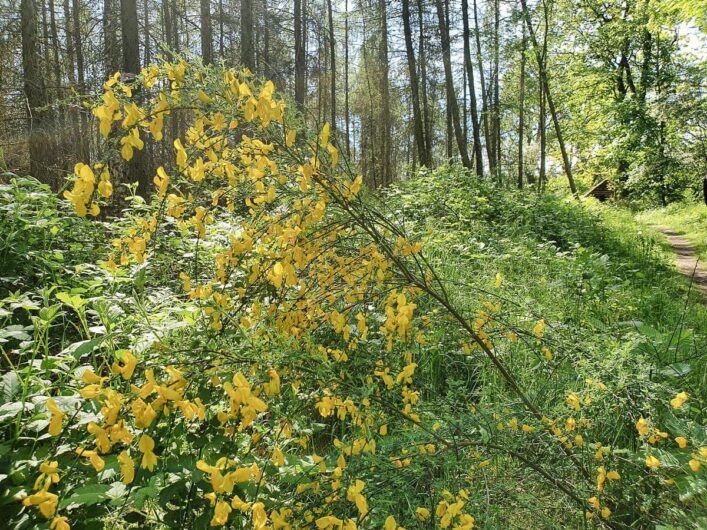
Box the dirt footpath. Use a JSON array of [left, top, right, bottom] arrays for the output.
[[652, 225, 707, 298]]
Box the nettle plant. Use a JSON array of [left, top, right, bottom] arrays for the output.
[[7, 58, 703, 529]]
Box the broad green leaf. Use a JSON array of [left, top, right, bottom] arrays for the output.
[[59, 484, 113, 509], [60, 335, 106, 360]]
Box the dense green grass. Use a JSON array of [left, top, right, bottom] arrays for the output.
[[388, 168, 707, 338], [381, 168, 706, 528]]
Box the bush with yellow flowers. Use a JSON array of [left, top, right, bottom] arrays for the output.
[[0, 58, 704, 530]]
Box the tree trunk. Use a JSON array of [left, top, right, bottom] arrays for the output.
[[42, 0, 59, 178], [316, 22, 322, 125], [520, 0, 578, 197], [41, 0, 50, 83], [461, 0, 483, 175], [639, 29, 652, 103], [48, 0, 61, 89], [162, 0, 173, 50], [327, 0, 335, 132], [417, 0, 432, 165], [538, 4, 547, 190], [402, 0, 428, 167], [72, 0, 84, 87], [303, 0, 308, 102], [360, 8, 376, 186], [72, 0, 89, 161], [47, 0, 63, 157], [219, 0, 224, 58], [463, 61, 468, 146], [518, 23, 526, 189], [434, 0, 471, 168], [121, 0, 149, 195], [103, 0, 120, 75], [294, 0, 305, 111], [444, 0, 453, 162], [241, 0, 254, 71], [171, 0, 179, 52], [473, 0, 492, 170], [253, 1, 259, 72], [144, 0, 151, 65], [263, 0, 270, 78], [63, 0, 75, 83], [379, 0, 392, 184], [121, 0, 140, 75], [539, 73, 546, 188], [344, 0, 350, 157], [21, 0, 49, 179], [200, 0, 213, 64], [493, 0, 501, 175], [63, 0, 82, 170]]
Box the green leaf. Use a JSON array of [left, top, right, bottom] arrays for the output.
[[61, 335, 106, 360], [0, 372, 20, 405], [59, 484, 113, 509], [658, 362, 691, 378], [132, 476, 160, 510], [105, 481, 128, 501], [0, 402, 29, 423], [158, 480, 188, 505], [0, 325, 32, 344], [56, 292, 88, 310]]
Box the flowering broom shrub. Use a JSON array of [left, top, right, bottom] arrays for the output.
[[0, 59, 704, 529]]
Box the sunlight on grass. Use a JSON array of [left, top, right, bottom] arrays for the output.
[[639, 203, 707, 262]]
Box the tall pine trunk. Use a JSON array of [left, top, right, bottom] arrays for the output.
[[162, 0, 173, 50], [518, 23, 526, 189], [200, 0, 213, 64], [461, 0, 483, 175], [327, 0, 335, 132], [402, 0, 428, 167], [473, 0, 492, 170], [143, 0, 151, 65], [241, 0, 254, 71], [105, 0, 120, 71], [344, 0, 350, 157], [218, 0, 224, 57], [379, 0, 392, 184], [294, 0, 305, 111], [48, 0, 63, 173], [121, 0, 150, 195], [492, 0, 501, 175], [263, 0, 270, 78], [21, 0, 49, 181], [434, 0, 471, 168], [539, 74, 546, 188], [417, 0, 432, 165], [72, 0, 89, 161]]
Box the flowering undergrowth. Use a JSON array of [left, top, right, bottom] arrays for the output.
[[0, 59, 704, 529]]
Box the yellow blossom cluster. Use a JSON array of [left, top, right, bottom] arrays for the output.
[[37, 56, 704, 530], [63, 163, 112, 217]]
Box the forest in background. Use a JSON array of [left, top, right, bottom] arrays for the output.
[[2, 0, 706, 203], [1, 1, 707, 530]]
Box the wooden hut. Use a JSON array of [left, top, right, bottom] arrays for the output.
[[584, 179, 613, 201]]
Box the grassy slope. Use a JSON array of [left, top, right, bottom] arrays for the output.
[[389, 169, 706, 342], [383, 169, 706, 528], [638, 202, 707, 263]]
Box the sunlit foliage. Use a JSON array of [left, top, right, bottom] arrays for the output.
[[2, 59, 704, 529]]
